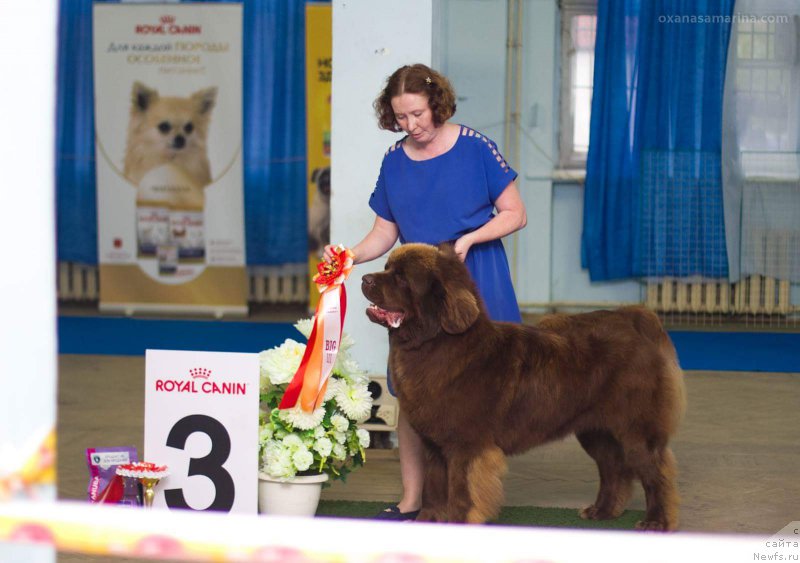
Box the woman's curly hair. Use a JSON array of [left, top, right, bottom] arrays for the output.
[[374, 64, 457, 132]]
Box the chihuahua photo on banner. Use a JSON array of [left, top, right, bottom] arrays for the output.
[[124, 81, 217, 264]]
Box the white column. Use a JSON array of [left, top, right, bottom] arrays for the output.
[[0, 0, 58, 561], [331, 0, 435, 373]]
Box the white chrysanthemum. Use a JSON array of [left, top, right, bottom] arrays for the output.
[[332, 431, 346, 444], [313, 426, 326, 439], [259, 339, 306, 386], [334, 355, 367, 384], [356, 428, 370, 448], [293, 318, 314, 340], [339, 332, 355, 351], [332, 443, 347, 460], [278, 405, 325, 430], [282, 434, 303, 449], [262, 441, 283, 462], [313, 437, 333, 457], [323, 377, 340, 402], [330, 414, 349, 433], [258, 426, 274, 444], [335, 381, 373, 422], [292, 449, 314, 472], [263, 443, 293, 479]]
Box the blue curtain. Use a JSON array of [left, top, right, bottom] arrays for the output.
[[582, 0, 734, 281], [56, 0, 97, 264], [55, 0, 309, 266]]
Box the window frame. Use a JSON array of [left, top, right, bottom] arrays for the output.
[[558, 0, 598, 171]]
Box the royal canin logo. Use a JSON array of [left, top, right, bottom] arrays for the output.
[[189, 367, 211, 380], [135, 15, 202, 35], [155, 368, 247, 395]]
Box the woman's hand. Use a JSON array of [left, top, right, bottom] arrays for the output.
[[453, 234, 475, 262], [322, 244, 339, 263]]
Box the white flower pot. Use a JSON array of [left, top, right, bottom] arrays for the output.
[[257, 472, 329, 517]]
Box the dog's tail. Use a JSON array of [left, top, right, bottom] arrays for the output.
[[624, 306, 687, 434]]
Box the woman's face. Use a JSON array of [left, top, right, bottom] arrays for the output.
[[390, 92, 438, 145]]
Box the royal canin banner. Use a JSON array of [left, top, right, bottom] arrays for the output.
[[93, 4, 247, 316]]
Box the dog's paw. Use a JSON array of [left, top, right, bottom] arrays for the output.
[[417, 508, 447, 523], [635, 519, 672, 532], [579, 504, 622, 521]]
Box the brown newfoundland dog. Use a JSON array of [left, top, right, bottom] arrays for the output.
[[361, 243, 686, 530]]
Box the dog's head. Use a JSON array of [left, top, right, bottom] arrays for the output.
[[311, 167, 331, 199], [361, 243, 484, 345], [127, 81, 217, 157]]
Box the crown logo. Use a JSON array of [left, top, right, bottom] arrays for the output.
[[189, 367, 211, 380], [160, 15, 176, 24]]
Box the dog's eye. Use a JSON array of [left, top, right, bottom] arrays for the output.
[[158, 122, 172, 134], [395, 274, 408, 288], [184, 122, 194, 134]]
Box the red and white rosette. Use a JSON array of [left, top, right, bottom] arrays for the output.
[[279, 245, 354, 413], [116, 462, 169, 480]]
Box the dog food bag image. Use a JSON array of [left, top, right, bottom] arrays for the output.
[[86, 446, 139, 505], [169, 208, 205, 261], [157, 244, 179, 276], [136, 205, 170, 257], [137, 164, 205, 262]]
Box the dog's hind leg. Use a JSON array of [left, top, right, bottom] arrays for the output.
[[624, 441, 680, 531], [576, 430, 634, 521]]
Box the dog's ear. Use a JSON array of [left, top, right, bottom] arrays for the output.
[[192, 87, 218, 115], [441, 284, 480, 334], [132, 82, 158, 112], [436, 241, 457, 258], [435, 246, 480, 334]]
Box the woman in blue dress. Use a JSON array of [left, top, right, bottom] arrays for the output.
[[325, 63, 526, 520]]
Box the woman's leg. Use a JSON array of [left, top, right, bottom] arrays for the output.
[[396, 410, 424, 513]]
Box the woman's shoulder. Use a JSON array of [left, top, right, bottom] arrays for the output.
[[457, 125, 499, 150], [456, 125, 512, 175], [383, 137, 406, 158]]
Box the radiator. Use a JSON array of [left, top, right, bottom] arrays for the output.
[[646, 275, 792, 315], [57, 262, 309, 305]]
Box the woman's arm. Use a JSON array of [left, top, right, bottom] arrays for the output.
[[324, 215, 400, 265], [453, 180, 527, 262]]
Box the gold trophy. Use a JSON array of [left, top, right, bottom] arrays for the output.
[[116, 462, 169, 508]]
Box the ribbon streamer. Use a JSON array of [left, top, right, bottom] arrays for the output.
[[279, 246, 354, 412]]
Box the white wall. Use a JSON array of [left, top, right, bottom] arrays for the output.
[[436, 1, 508, 145], [552, 183, 642, 306], [331, 0, 434, 374]]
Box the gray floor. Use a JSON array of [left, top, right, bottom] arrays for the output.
[[56, 355, 800, 560]]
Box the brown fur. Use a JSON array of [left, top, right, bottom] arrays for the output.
[[362, 243, 686, 529]]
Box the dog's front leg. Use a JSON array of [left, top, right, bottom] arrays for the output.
[[446, 445, 507, 524], [417, 442, 449, 522]]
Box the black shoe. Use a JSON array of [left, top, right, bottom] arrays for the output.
[[373, 505, 420, 521]]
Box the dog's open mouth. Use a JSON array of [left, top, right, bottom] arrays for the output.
[[366, 303, 405, 328]]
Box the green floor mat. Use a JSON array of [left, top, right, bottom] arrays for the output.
[[316, 500, 645, 529]]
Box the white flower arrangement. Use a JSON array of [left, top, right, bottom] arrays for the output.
[[259, 319, 373, 482]]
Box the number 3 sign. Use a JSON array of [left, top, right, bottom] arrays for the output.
[[144, 349, 259, 514]]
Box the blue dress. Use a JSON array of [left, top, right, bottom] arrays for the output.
[[368, 125, 521, 323]]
